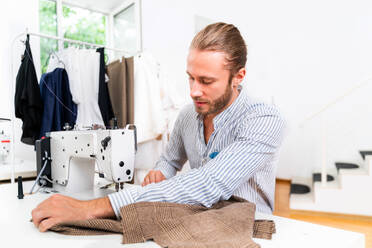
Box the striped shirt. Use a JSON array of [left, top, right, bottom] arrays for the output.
[[108, 86, 285, 218]]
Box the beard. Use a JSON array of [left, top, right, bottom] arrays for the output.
[[193, 81, 233, 116]]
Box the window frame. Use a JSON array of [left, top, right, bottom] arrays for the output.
[[108, 0, 142, 59], [40, 0, 142, 54]]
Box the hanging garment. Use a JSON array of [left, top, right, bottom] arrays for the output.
[[47, 48, 104, 128], [106, 57, 134, 128], [96, 48, 114, 127], [39, 68, 77, 138], [47, 48, 81, 104], [126, 57, 135, 125], [49, 196, 275, 248], [133, 53, 166, 143], [14, 35, 44, 145], [107, 53, 180, 181], [75, 49, 104, 128]]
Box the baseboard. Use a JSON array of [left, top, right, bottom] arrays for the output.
[[276, 178, 291, 184], [290, 209, 372, 222]]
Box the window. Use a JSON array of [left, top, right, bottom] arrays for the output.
[[39, 0, 142, 73], [39, 0, 57, 73], [62, 5, 106, 47], [114, 4, 137, 56], [39, 0, 106, 73]]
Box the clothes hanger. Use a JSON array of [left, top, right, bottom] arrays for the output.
[[19, 34, 31, 59], [43, 49, 66, 71]]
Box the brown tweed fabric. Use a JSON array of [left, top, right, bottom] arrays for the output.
[[51, 218, 122, 235], [253, 220, 276, 240], [50, 196, 275, 248]]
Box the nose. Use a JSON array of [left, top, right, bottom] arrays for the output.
[[190, 80, 203, 98]]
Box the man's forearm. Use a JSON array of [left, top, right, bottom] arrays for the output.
[[87, 197, 116, 219], [32, 194, 116, 232]]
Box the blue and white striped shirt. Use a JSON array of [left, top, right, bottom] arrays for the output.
[[108, 86, 285, 218]]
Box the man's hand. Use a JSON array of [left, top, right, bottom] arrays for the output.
[[31, 194, 115, 232], [141, 170, 166, 186]]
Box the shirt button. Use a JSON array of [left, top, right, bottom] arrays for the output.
[[202, 158, 207, 165]]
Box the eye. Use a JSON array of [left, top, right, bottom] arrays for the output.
[[201, 80, 213, 85]]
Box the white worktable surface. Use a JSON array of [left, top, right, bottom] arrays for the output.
[[0, 181, 365, 248]]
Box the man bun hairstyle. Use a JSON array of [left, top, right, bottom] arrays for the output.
[[190, 22, 247, 75]]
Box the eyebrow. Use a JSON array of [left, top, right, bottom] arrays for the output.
[[186, 71, 217, 81]]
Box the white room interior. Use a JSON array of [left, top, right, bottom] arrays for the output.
[[0, 0, 372, 247], [0, 1, 371, 246]]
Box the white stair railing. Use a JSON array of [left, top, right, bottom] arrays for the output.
[[299, 77, 372, 187]]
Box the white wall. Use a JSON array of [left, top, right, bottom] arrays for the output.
[[0, 0, 40, 164], [141, 0, 372, 179], [2, 0, 372, 180]]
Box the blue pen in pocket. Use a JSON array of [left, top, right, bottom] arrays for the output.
[[209, 151, 219, 159]]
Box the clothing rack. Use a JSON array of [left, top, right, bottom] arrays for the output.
[[9, 29, 138, 184], [26, 30, 136, 54]]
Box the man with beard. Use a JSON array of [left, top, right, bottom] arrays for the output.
[[32, 22, 285, 231]]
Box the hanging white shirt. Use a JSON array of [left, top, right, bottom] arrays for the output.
[[47, 48, 104, 128], [133, 53, 166, 143]]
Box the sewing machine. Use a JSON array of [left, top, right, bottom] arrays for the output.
[[0, 118, 11, 164], [0, 131, 10, 164], [35, 125, 137, 195]]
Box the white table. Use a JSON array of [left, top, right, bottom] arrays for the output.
[[0, 181, 365, 248]]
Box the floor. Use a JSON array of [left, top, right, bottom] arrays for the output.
[[274, 179, 372, 248]]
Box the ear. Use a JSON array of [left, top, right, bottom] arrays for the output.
[[232, 67, 246, 88]]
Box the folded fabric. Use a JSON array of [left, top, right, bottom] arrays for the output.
[[50, 196, 275, 248]]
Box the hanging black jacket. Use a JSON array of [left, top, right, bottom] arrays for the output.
[[14, 35, 43, 145], [97, 47, 114, 127]]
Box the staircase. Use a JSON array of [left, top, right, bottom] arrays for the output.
[[290, 151, 372, 216]]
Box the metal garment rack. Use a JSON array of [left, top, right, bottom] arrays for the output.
[[9, 30, 137, 184], [25, 30, 134, 54]]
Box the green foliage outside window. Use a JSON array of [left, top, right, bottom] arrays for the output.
[[62, 5, 106, 47], [39, 0, 57, 74], [39, 0, 106, 73]]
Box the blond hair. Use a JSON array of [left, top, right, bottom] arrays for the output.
[[190, 22, 247, 75]]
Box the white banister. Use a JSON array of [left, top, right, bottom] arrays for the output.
[[299, 76, 372, 187], [299, 77, 372, 127], [321, 114, 327, 187]]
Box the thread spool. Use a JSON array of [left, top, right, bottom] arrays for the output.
[[17, 176, 24, 199]]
